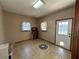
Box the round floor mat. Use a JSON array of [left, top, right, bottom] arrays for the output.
[[39, 44, 48, 50]]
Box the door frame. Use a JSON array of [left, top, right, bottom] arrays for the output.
[[55, 18, 73, 51], [72, 0, 79, 59]]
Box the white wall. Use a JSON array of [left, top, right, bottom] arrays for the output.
[[0, 43, 9, 59]]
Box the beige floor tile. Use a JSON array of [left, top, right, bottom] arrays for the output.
[[13, 39, 71, 59]]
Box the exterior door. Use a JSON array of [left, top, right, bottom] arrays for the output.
[[56, 19, 72, 50]]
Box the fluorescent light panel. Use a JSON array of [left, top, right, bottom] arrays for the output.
[[33, 0, 44, 8]]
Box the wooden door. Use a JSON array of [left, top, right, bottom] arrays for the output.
[[72, 0, 79, 59]]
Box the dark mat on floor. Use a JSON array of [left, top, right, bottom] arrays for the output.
[[39, 44, 48, 50]]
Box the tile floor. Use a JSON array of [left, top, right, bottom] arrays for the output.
[[13, 39, 71, 59]]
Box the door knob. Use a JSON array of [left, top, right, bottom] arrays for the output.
[[69, 35, 71, 37], [68, 33, 71, 37]]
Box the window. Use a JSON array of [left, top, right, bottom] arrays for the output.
[[58, 22, 68, 35], [41, 21, 47, 31], [22, 22, 31, 31]]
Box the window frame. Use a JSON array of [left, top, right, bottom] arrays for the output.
[[21, 21, 31, 32], [40, 21, 47, 32], [58, 21, 69, 35]]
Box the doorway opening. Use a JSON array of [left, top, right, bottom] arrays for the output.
[[55, 18, 72, 50]]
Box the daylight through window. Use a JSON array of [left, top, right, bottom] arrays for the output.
[[22, 22, 31, 31]]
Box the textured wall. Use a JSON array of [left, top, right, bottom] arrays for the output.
[[0, 5, 5, 44], [38, 6, 75, 43], [3, 11, 37, 42]]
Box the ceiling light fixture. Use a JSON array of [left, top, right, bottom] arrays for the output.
[[33, 0, 44, 8]]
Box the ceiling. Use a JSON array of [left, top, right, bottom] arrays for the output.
[[0, 0, 75, 18]]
